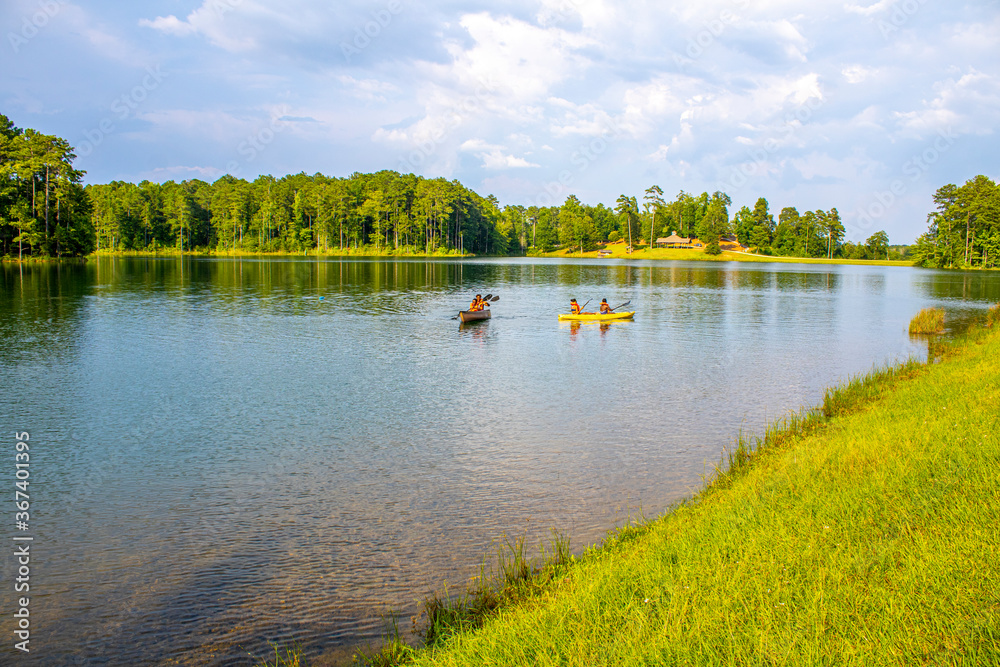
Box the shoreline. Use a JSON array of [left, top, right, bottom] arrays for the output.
[[3, 249, 914, 268], [320, 315, 999, 666], [537, 242, 916, 267]]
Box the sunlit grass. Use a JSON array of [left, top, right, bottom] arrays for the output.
[[986, 303, 1000, 328], [549, 245, 914, 266], [909, 307, 946, 334], [253, 642, 306, 667]]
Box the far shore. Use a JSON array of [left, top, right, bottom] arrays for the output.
[[541, 240, 915, 267], [2, 245, 916, 268]]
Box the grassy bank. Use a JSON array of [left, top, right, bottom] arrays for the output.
[[348, 321, 999, 666], [88, 247, 471, 259], [546, 243, 914, 267]]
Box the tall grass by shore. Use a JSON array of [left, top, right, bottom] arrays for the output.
[[986, 303, 1000, 328], [909, 307, 946, 334], [88, 246, 469, 259]]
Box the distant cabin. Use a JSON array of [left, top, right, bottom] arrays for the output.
[[657, 232, 693, 248]]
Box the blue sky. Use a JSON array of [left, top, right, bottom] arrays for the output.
[[3, 0, 998, 243]]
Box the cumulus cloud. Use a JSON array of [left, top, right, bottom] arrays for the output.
[[480, 150, 540, 169], [460, 139, 539, 169], [842, 65, 877, 83], [892, 69, 1000, 138], [139, 0, 259, 51], [843, 0, 897, 17], [137, 15, 196, 36]]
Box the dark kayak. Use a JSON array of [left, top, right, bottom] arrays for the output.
[[458, 309, 491, 323]]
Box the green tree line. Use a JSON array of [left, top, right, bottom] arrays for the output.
[[87, 171, 514, 255], [910, 175, 1000, 268]]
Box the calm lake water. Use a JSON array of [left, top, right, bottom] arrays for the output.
[[1, 257, 998, 665]]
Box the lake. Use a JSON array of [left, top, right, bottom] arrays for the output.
[[1, 256, 997, 665]]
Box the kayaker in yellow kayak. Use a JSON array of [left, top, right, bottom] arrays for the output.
[[600, 298, 611, 314], [570, 299, 592, 314]]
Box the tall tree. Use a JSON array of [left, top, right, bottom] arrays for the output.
[[824, 207, 845, 259], [865, 230, 890, 261], [748, 197, 775, 252], [615, 194, 640, 249], [643, 185, 665, 248], [696, 191, 731, 254]]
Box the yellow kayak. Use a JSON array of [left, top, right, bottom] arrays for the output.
[[558, 311, 635, 321]]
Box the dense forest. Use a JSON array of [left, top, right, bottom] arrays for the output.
[[909, 175, 1000, 268], [86, 172, 513, 256], [7, 112, 988, 263]]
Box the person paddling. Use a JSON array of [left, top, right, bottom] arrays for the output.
[[469, 294, 483, 311], [570, 298, 582, 314], [600, 298, 611, 314]]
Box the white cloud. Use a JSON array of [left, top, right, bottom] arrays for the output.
[[337, 75, 398, 102], [459, 139, 539, 169], [460, 138, 502, 152], [137, 15, 196, 36], [536, 0, 614, 29], [426, 12, 595, 108], [479, 150, 540, 169], [842, 65, 876, 83], [138, 165, 224, 181], [893, 69, 1000, 138], [139, 1, 256, 51], [647, 144, 670, 161], [843, 0, 897, 17]]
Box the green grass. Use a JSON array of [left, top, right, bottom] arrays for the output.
[[398, 324, 1000, 666], [909, 307, 946, 334], [253, 642, 307, 667], [548, 246, 915, 267], [986, 303, 1000, 328], [88, 246, 471, 259]]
